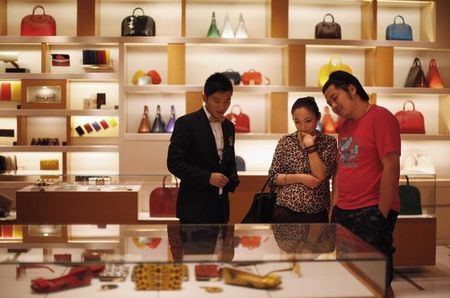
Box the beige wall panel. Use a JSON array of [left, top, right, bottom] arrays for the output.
[[168, 44, 185, 85], [77, 0, 98, 36]]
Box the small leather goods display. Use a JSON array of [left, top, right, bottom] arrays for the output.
[[149, 175, 178, 217], [51, 54, 70, 67], [315, 13, 341, 39], [399, 175, 422, 215], [318, 56, 352, 87], [132, 264, 188, 290], [225, 105, 250, 133], [241, 69, 270, 85], [404, 57, 428, 87], [240, 236, 262, 250], [194, 264, 221, 281], [21, 5, 56, 36], [121, 7, 156, 36], [395, 100, 425, 134], [221, 267, 281, 289], [222, 69, 241, 85], [386, 15, 413, 41], [426, 58, 445, 88], [39, 159, 59, 171]]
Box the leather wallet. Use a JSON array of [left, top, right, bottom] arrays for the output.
[[195, 264, 220, 281], [75, 126, 85, 136], [100, 119, 109, 129], [91, 121, 102, 131], [84, 123, 93, 133]]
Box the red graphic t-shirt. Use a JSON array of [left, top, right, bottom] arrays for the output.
[[336, 105, 401, 211]]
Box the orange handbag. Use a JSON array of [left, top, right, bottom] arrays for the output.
[[426, 59, 444, 88], [149, 176, 178, 217], [395, 100, 425, 134], [241, 69, 262, 85]]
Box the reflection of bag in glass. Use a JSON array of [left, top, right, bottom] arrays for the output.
[[242, 178, 276, 223], [426, 58, 444, 88], [225, 105, 250, 132], [315, 13, 341, 39], [318, 56, 352, 87], [149, 176, 178, 217], [121, 7, 155, 36], [207, 11, 220, 37], [399, 176, 422, 215], [404, 57, 427, 87], [386, 15, 412, 41], [151, 105, 165, 133], [394, 100, 425, 134], [21, 5, 56, 36]]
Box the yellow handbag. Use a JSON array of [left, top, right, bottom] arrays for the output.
[[318, 56, 352, 87], [132, 264, 188, 290]]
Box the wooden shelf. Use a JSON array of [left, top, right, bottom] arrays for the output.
[[0, 145, 118, 153]]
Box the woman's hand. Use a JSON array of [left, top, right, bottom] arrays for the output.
[[300, 132, 316, 147], [300, 174, 320, 188]]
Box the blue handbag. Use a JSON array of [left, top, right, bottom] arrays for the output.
[[386, 15, 412, 40]]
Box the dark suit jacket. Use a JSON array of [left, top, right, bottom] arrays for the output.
[[167, 108, 239, 223]]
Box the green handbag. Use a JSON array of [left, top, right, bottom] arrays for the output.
[[399, 176, 422, 215]]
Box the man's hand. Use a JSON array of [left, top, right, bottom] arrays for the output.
[[209, 173, 229, 189]]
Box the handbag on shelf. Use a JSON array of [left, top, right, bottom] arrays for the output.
[[426, 58, 445, 88], [241, 69, 270, 85], [318, 56, 352, 87], [121, 7, 156, 36], [137, 105, 151, 133], [225, 105, 250, 133], [386, 15, 413, 41], [221, 13, 234, 38], [399, 175, 422, 215], [164, 105, 176, 133], [404, 57, 428, 87], [222, 69, 241, 85], [21, 5, 56, 36], [394, 100, 425, 134], [315, 13, 341, 39], [241, 178, 276, 223], [207, 11, 220, 37], [149, 176, 178, 217], [151, 105, 165, 133], [321, 106, 336, 134], [235, 155, 246, 171], [235, 13, 248, 38]]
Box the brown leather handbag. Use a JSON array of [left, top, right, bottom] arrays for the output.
[[404, 57, 428, 87], [315, 13, 341, 39], [426, 58, 444, 88], [149, 176, 178, 217], [395, 100, 425, 134]]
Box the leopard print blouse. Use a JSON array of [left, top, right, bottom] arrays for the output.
[[268, 132, 337, 214]]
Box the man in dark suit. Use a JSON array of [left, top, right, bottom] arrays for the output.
[[167, 73, 240, 223]]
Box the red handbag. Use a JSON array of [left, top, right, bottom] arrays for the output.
[[426, 58, 444, 88], [21, 5, 56, 36], [395, 100, 425, 134], [149, 176, 178, 217], [225, 105, 250, 133]]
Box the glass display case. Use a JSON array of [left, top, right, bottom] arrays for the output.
[[0, 223, 387, 297]]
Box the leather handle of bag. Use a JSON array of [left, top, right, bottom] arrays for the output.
[[393, 15, 405, 24], [231, 105, 242, 115], [132, 7, 145, 16], [163, 175, 179, 189], [32, 5, 46, 16], [412, 57, 421, 66], [329, 55, 343, 66], [323, 13, 335, 23], [405, 175, 410, 186], [429, 58, 437, 68], [403, 100, 416, 112]]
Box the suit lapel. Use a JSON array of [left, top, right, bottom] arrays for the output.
[[198, 109, 221, 164]]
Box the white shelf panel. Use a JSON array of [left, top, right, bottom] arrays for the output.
[[0, 73, 119, 80], [0, 109, 119, 117]]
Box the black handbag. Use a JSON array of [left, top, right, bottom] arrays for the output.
[[399, 175, 422, 215], [121, 7, 155, 36], [315, 13, 341, 39], [404, 57, 428, 87], [242, 178, 276, 223], [222, 69, 241, 85]]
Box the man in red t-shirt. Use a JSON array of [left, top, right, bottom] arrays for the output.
[[322, 71, 401, 296]]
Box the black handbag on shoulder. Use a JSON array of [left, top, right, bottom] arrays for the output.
[[399, 175, 422, 215], [242, 178, 276, 223], [121, 7, 155, 36]]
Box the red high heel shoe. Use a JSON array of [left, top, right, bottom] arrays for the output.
[[31, 266, 93, 293]]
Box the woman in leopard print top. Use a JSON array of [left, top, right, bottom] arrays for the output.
[[269, 97, 337, 223]]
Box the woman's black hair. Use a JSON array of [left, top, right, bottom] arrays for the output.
[[291, 96, 321, 120]]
